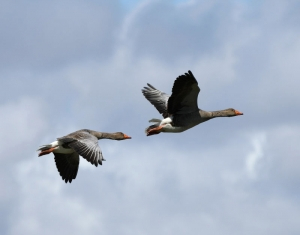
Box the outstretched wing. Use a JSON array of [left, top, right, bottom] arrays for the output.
[[142, 84, 170, 118], [58, 130, 104, 166], [54, 152, 79, 183], [168, 70, 200, 115]]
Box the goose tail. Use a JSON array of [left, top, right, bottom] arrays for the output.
[[37, 141, 58, 157]]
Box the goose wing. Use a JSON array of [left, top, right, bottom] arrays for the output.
[[142, 84, 170, 118], [54, 152, 79, 183], [58, 130, 104, 166], [168, 70, 200, 115]]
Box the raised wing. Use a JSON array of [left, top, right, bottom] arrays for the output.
[[142, 84, 170, 118], [58, 130, 104, 166], [54, 152, 79, 183], [168, 70, 200, 115]]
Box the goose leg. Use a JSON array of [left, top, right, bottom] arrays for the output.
[[147, 126, 163, 136], [39, 147, 56, 156]]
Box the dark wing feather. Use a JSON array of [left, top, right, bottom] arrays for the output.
[[168, 70, 200, 115], [58, 130, 104, 166], [54, 152, 79, 183], [142, 84, 170, 118]]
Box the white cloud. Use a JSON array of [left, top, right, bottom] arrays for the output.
[[10, 158, 101, 235], [245, 132, 266, 180], [5, 123, 300, 235], [0, 97, 47, 156]]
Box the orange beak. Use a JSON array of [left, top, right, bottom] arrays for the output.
[[235, 110, 243, 116], [123, 134, 132, 139]]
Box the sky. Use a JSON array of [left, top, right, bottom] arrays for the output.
[[1, 0, 300, 234]]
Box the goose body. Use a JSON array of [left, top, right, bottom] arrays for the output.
[[37, 129, 131, 183], [142, 70, 243, 136]]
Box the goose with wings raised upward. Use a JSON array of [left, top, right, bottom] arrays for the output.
[[142, 70, 243, 136], [37, 129, 131, 183]]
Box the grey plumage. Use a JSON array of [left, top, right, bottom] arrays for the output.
[[142, 83, 170, 118], [58, 129, 104, 166]]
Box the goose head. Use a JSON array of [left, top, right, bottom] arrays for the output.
[[213, 108, 243, 117], [113, 132, 132, 140]]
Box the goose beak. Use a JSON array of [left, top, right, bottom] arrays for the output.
[[235, 110, 243, 116], [123, 134, 132, 139]]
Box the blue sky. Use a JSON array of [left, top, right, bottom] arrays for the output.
[[1, 0, 300, 234], [119, 0, 141, 10], [120, 0, 190, 11]]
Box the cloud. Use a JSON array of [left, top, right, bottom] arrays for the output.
[[10, 158, 101, 235], [0, 97, 47, 161], [0, 97, 47, 234], [0, 0, 121, 70], [10, 130, 300, 235], [245, 132, 266, 180]]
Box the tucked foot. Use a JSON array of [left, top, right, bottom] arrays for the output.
[[147, 126, 163, 136], [38, 147, 56, 157]]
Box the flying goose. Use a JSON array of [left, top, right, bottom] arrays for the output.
[[142, 70, 243, 136], [37, 129, 131, 183]]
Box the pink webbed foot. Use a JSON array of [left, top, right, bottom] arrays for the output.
[[38, 147, 55, 157], [147, 126, 163, 136]]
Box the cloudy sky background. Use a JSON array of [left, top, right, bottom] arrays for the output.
[[1, 0, 300, 234]]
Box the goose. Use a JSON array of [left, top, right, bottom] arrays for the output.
[[142, 70, 243, 136], [37, 129, 131, 183]]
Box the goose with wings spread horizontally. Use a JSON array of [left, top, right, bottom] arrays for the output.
[[142, 70, 243, 136]]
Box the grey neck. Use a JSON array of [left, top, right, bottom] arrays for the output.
[[199, 109, 214, 118], [90, 131, 116, 140], [100, 132, 118, 140], [210, 110, 229, 117]]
